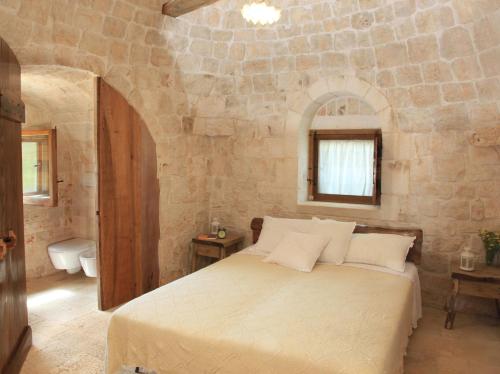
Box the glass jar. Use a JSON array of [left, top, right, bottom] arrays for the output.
[[210, 217, 220, 235]]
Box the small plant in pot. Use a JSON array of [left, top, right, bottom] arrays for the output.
[[479, 230, 500, 266]]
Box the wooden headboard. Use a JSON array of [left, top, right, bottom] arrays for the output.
[[250, 217, 423, 265]]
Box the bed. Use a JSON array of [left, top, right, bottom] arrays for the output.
[[106, 218, 423, 374]]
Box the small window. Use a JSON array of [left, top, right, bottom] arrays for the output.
[[308, 129, 382, 205], [22, 129, 58, 207]]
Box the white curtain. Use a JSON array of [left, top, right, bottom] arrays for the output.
[[318, 140, 374, 196]]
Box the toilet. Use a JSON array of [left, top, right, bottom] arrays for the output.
[[48, 238, 96, 274], [79, 249, 97, 278]]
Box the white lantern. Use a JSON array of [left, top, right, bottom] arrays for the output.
[[460, 246, 475, 272]]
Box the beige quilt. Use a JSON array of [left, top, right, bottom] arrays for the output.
[[106, 254, 413, 374]]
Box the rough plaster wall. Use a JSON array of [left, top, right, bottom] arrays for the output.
[[21, 66, 97, 278], [0, 0, 211, 284], [176, 0, 500, 314]]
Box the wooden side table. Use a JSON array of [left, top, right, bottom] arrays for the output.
[[191, 235, 244, 273], [445, 262, 500, 329]]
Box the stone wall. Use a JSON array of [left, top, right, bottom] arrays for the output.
[[2, 0, 499, 314], [0, 0, 211, 283], [21, 66, 97, 278], [177, 0, 500, 314]]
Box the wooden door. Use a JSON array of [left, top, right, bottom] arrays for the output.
[[97, 78, 159, 311], [0, 38, 31, 373]]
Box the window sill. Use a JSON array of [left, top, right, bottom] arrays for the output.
[[297, 200, 380, 211], [23, 194, 55, 207]]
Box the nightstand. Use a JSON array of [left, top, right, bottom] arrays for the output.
[[191, 234, 244, 273], [445, 262, 500, 329]]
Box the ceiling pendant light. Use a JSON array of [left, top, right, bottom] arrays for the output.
[[241, 2, 282, 26]]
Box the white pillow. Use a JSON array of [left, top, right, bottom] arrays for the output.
[[311, 217, 356, 265], [344, 233, 416, 272], [253, 216, 315, 255], [263, 231, 330, 272]]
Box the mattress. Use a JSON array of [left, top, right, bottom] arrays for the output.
[[106, 254, 415, 374]]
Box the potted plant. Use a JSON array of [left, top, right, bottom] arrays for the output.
[[479, 230, 500, 266]]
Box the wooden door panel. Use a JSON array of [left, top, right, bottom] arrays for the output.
[[97, 79, 159, 311], [0, 37, 31, 373], [139, 118, 159, 294]]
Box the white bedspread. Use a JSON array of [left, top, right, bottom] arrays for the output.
[[241, 246, 422, 328], [107, 253, 416, 374]]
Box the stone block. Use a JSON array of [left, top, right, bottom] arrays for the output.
[[442, 82, 476, 102], [350, 48, 376, 69], [150, 47, 174, 67], [475, 78, 500, 101], [53, 22, 80, 47], [451, 56, 482, 80], [103, 16, 127, 39], [334, 30, 356, 50], [351, 12, 374, 29], [407, 34, 439, 63], [229, 43, 246, 61], [395, 66, 422, 86], [296, 55, 320, 71], [321, 52, 347, 69], [479, 47, 500, 78], [433, 104, 469, 130], [422, 61, 453, 83], [243, 59, 271, 74], [439, 26, 474, 59], [145, 29, 167, 47], [410, 157, 433, 182], [212, 30, 232, 42], [129, 43, 149, 65], [112, 1, 135, 21], [394, 0, 417, 17], [409, 85, 440, 107], [79, 31, 109, 57], [18, 0, 50, 25], [253, 74, 275, 93], [376, 70, 395, 87], [288, 36, 310, 54], [370, 24, 395, 45], [246, 42, 273, 59], [433, 154, 466, 182], [375, 42, 408, 68], [441, 200, 470, 220], [310, 34, 333, 52], [190, 40, 212, 57], [109, 40, 128, 63], [473, 15, 500, 51]]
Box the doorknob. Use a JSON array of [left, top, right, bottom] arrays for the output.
[[0, 230, 17, 261]]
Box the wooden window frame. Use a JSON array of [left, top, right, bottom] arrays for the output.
[[308, 129, 382, 205], [21, 129, 58, 207]]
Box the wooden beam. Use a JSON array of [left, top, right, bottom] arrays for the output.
[[162, 0, 220, 17]]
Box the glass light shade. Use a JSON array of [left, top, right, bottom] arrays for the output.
[[460, 247, 475, 272], [241, 2, 281, 26], [210, 217, 220, 235]]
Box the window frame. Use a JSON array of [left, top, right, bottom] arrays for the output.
[[21, 129, 58, 207], [308, 129, 382, 206]]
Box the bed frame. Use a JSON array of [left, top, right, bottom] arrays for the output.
[[250, 217, 423, 265]]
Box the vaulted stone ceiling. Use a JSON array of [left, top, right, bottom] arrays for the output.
[[21, 65, 95, 125]]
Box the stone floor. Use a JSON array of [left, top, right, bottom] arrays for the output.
[[21, 272, 500, 374]]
